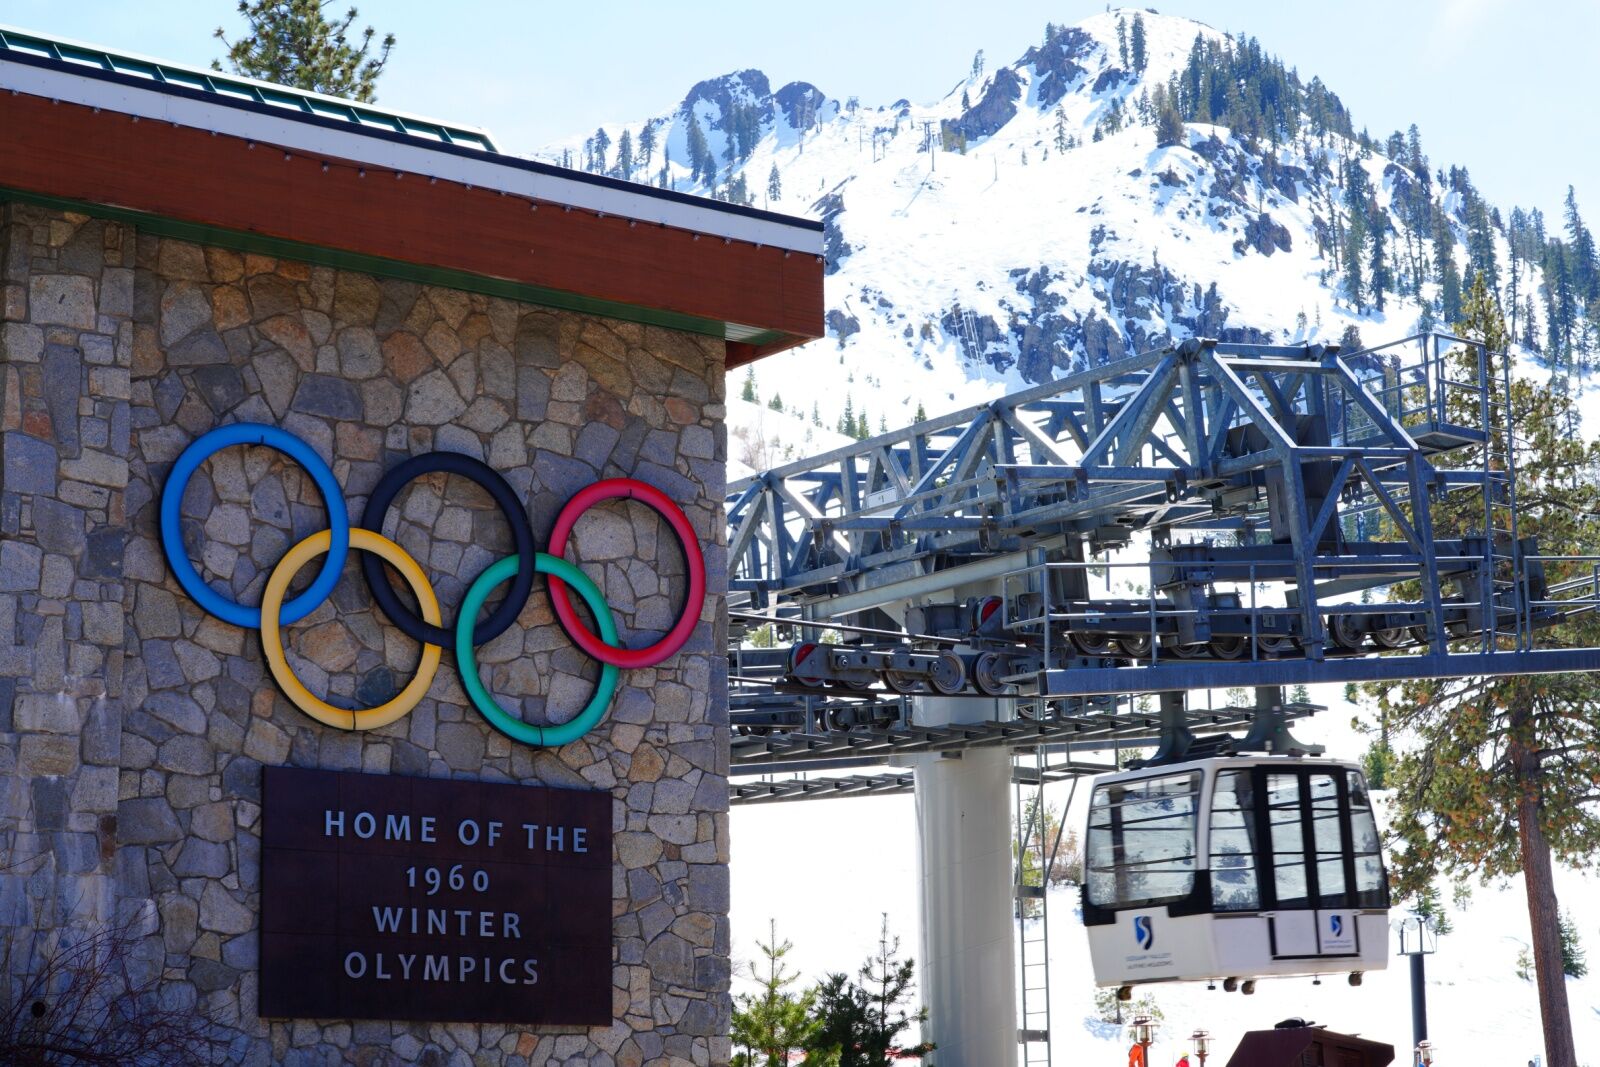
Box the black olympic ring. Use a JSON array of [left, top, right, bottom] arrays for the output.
[[360, 452, 538, 647]]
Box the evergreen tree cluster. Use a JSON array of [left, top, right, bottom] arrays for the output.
[[686, 112, 716, 184], [722, 100, 766, 166], [836, 395, 873, 441], [1518, 186, 1600, 383], [731, 917, 933, 1067], [1162, 31, 1349, 147]]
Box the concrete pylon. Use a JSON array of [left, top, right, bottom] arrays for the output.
[[910, 693, 1017, 1067]]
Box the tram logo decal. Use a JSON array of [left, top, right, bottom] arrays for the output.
[[1329, 915, 1343, 937], [1133, 915, 1154, 951], [160, 424, 706, 748]]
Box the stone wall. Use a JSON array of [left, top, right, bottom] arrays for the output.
[[0, 200, 731, 1066]]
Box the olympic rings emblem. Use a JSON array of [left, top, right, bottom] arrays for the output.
[[159, 423, 706, 747]]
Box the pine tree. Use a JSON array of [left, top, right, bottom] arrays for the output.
[[1368, 274, 1600, 1067], [1117, 16, 1129, 68], [1560, 910, 1587, 979], [914, 403, 927, 423], [638, 121, 657, 169], [213, 0, 394, 102], [686, 113, 713, 184], [741, 367, 758, 403], [971, 49, 985, 78], [1454, 174, 1499, 295], [1369, 215, 1391, 312], [767, 163, 782, 203], [617, 129, 634, 180], [1343, 223, 1366, 310], [1406, 123, 1427, 176], [1342, 157, 1371, 310], [731, 921, 823, 1067], [1433, 214, 1463, 324], [768, 393, 784, 413], [1546, 240, 1577, 375], [1131, 13, 1148, 73], [1362, 734, 1394, 789], [1153, 85, 1185, 148], [806, 916, 934, 1067], [1406, 882, 1453, 937], [590, 127, 611, 174]]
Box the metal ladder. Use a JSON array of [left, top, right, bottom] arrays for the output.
[[1014, 743, 1075, 1067]]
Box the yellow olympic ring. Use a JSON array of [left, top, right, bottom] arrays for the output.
[[261, 529, 443, 731]]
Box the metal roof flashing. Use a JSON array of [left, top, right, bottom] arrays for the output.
[[0, 23, 824, 255]]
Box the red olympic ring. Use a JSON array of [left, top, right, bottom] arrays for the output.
[[546, 478, 707, 669]]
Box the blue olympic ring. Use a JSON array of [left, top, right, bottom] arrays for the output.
[[159, 423, 351, 628]]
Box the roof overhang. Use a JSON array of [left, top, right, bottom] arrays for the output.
[[0, 27, 824, 364]]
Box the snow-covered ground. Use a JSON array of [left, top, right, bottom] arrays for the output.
[[729, 683, 1600, 1064]]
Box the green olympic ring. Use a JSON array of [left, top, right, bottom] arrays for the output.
[[457, 553, 621, 748]]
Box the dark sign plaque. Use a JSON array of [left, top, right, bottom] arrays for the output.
[[259, 766, 612, 1024]]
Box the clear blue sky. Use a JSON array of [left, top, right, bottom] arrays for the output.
[[5, 0, 1592, 224]]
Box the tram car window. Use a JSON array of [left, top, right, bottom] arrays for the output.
[[1086, 772, 1201, 909]]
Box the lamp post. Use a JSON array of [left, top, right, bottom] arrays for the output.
[[1191, 1028, 1212, 1066], [1395, 914, 1438, 1051], [1415, 1039, 1436, 1065], [1131, 1014, 1157, 1060]]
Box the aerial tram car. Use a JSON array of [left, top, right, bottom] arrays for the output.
[[1082, 753, 1389, 997]]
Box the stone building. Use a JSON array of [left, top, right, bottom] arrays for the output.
[[0, 27, 822, 1066]]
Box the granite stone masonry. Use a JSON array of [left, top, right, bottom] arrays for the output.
[[0, 201, 732, 1067]]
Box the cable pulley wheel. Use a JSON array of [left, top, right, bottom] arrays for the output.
[[971, 651, 1012, 696], [1327, 614, 1366, 650], [883, 669, 927, 695], [1069, 630, 1116, 657], [1116, 632, 1153, 659], [787, 643, 825, 687], [927, 651, 967, 695], [1209, 634, 1248, 660]]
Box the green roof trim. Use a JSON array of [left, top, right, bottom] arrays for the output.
[[2, 187, 745, 345], [0, 25, 497, 152]]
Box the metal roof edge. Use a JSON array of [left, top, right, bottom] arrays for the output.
[[0, 20, 498, 145]]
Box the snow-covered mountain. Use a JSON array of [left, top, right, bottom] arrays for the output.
[[541, 8, 1557, 438]]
